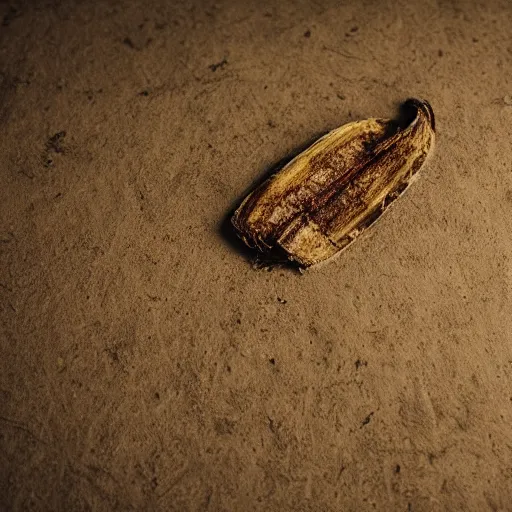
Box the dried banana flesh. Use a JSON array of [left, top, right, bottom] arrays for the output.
[[232, 99, 435, 268]]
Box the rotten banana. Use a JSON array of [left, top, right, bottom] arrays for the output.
[[231, 98, 435, 268]]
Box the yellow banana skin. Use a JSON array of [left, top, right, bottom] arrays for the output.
[[232, 99, 435, 268]]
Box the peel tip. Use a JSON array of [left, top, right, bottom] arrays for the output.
[[404, 97, 435, 132]]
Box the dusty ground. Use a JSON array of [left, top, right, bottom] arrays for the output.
[[1, 0, 512, 510]]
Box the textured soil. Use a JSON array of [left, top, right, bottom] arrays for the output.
[[1, 1, 512, 510]]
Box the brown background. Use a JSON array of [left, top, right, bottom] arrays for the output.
[[1, 0, 512, 510]]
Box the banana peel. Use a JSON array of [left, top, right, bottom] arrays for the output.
[[231, 98, 435, 268]]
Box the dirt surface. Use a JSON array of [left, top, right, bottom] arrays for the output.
[[1, 0, 512, 510]]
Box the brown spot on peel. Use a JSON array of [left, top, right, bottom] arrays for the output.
[[231, 99, 435, 268]]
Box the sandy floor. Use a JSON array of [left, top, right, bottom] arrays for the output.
[[1, 0, 512, 510]]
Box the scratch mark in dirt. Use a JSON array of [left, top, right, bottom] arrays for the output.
[[322, 45, 364, 61], [0, 415, 48, 446]]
